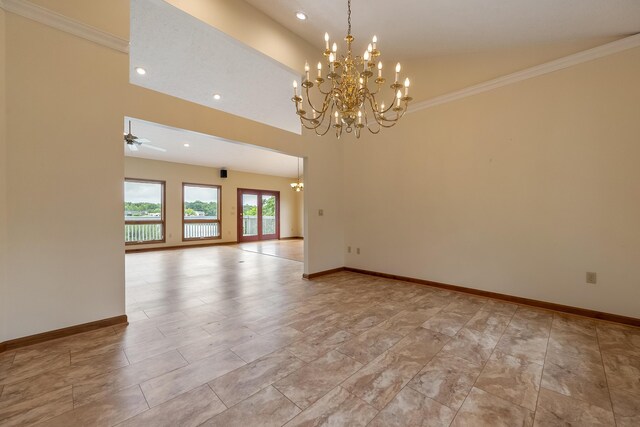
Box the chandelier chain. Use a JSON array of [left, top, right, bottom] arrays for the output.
[[347, 0, 351, 36]]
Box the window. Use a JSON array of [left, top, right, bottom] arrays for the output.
[[183, 183, 221, 240], [124, 179, 165, 244]]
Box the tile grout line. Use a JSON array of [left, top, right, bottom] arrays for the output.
[[595, 325, 619, 426], [206, 383, 228, 410], [270, 382, 304, 412], [531, 313, 554, 423], [449, 304, 520, 423]]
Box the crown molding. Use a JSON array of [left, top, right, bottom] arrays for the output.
[[408, 33, 640, 114], [0, 0, 129, 53]]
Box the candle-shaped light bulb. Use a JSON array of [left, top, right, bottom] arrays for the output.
[[358, 110, 362, 124], [334, 111, 339, 124], [324, 32, 329, 49], [395, 62, 401, 82], [404, 77, 410, 96], [304, 62, 310, 81], [372, 35, 377, 50], [293, 80, 297, 96], [329, 52, 335, 72], [332, 42, 337, 53], [377, 61, 382, 78], [396, 89, 402, 107], [317, 62, 322, 78], [368, 43, 373, 53], [359, 77, 363, 88], [380, 102, 385, 113]]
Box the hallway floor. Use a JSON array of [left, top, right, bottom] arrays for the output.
[[0, 244, 638, 426]]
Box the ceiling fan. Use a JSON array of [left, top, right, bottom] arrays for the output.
[[124, 120, 166, 152]]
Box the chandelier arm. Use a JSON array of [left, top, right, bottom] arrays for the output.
[[365, 96, 398, 129], [315, 79, 334, 96], [314, 103, 336, 136], [298, 100, 329, 130], [371, 107, 405, 129], [368, 78, 385, 96], [303, 85, 330, 115]]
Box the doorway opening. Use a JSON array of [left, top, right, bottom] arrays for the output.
[[237, 189, 280, 242]]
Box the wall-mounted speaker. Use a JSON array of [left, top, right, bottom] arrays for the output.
[[220, 169, 228, 179]]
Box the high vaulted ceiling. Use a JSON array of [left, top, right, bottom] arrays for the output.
[[245, 0, 640, 58]]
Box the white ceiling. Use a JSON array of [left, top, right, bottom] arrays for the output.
[[124, 118, 303, 179], [130, 0, 301, 134], [245, 0, 640, 58]]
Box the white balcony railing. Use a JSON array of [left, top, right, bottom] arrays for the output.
[[184, 222, 219, 239], [125, 223, 163, 243], [242, 216, 276, 236]]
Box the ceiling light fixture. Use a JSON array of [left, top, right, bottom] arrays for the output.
[[292, 0, 412, 139], [183, 143, 190, 147], [135, 67, 146, 75], [213, 93, 222, 100], [290, 157, 304, 192], [295, 11, 307, 21]]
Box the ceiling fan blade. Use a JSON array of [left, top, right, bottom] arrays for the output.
[[127, 144, 139, 152], [136, 138, 151, 143], [143, 144, 167, 152]]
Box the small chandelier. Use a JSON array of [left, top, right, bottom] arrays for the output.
[[292, 0, 412, 139], [290, 157, 304, 192]]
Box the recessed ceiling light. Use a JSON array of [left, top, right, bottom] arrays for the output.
[[213, 93, 222, 100], [295, 11, 307, 20], [183, 143, 190, 147], [135, 67, 146, 75]]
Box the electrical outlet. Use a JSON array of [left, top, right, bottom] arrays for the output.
[[586, 272, 597, 284], [356, 248, 360, 255], [347, 246, 351, 253]]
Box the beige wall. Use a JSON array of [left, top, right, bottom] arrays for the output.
[[402, 37, 621, 102], [124, 157, 303, 248], [3, 3, 343, 341], [344, 47, 640, 318], [0, 8, 7, 342]]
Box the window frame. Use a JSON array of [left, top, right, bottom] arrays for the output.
[[124, 178, 166, 246], [182, 182, 222, 242]]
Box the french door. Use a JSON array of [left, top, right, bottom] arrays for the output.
[[237, 189, 280, 242]]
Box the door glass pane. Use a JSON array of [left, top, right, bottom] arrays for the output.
[[242, 194, 258, 236], [262, 195, 276, 235]]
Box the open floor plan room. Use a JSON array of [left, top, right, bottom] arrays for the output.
[[1, 243, 638, 426], [2, 0, 640, 426]]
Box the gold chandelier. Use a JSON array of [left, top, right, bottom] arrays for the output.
[[292, 0, 412, 139], [290, 157, 304, 192]]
